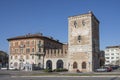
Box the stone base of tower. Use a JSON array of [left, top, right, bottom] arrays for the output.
[[68, 61, 93, 73]]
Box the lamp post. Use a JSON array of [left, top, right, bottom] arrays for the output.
[[19, 44, 25, 70]]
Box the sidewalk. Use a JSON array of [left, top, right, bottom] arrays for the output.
[[1, 70, 120, 77]]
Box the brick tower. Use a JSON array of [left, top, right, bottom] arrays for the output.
[[68, 11, 100, 72]]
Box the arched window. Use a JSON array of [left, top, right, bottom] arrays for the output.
[[73, 62, 77, 69], [82, 62, 86, 69]]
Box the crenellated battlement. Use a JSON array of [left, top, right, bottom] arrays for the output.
[[45, 49, 67, 58]]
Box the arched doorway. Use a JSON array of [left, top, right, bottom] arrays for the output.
[[73, 62, 77, 69], [46, 60, 52, 69], [56, 60, 63, 69]]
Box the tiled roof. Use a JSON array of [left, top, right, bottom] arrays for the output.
[[7, 33, 43, 40], [7, 33, 62, 44]]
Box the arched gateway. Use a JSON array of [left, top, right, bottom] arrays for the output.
[[46, 60, 52, 69], [56, 60, 63, 69]]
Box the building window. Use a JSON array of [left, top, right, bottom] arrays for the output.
[[20, 48, 24, 53], [26, 41, 30, 47], [73, 62, 77, 69], [82, 62, 86, 69], [116, 57, 119, 59], [15, 42, 18, 46], [20, 41, 24, 45], [26, 55, 29, 59], [111, 61, 115, 63], [38, 40, 41, 47], [111, 57, 114, 59], [111, 53, 114, 55], [116, 53, 119, 55], [106, 49, 109, 52], [38, 56, 41, 59], [26, 48, 30, 53], [15, 56, 17, 59], [20, 55, 23, 59], [39, 41, 41, 44], [111, 49, 114, 51], [32, 55, 34, 59], [38, 40, 42, 52], [32, 48, 34, 52], [15, 49, 18, 53], [106, 61, 109, 63], [38, 48, 41, 52], [106, 57, 109, 59], [31, 41, 34, 45], [105, 53, 109, 56]]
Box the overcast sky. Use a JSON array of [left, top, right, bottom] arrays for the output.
[[0, 0, 120, 52]]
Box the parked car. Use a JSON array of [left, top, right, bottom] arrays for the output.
[[111, 65, 119, 70], [106, 67, 112, 72], [1, 67, 7, 70], [9, 67, 15, 70], [96, 67, 112, 72], [96, 68, 107, 72]]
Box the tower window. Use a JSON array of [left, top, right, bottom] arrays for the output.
[[78, 35, 81, 42], [78, 36, 81, 40], [82, 20, 85, 26], [74, 21, 77, 28]]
